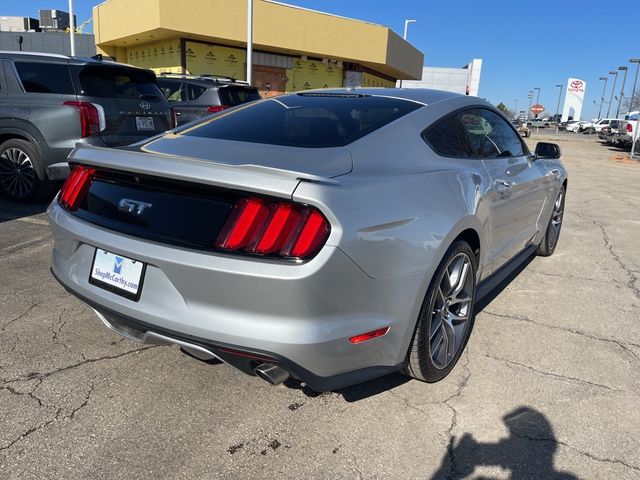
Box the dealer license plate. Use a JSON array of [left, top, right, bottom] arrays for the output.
[[89, 249, 145, 301]]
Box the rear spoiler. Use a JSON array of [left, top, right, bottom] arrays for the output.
[[67, 145, 339, 199]]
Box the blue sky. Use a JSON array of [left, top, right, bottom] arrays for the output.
[[6, 0, 640, 119]]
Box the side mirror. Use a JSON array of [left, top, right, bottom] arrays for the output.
[[535, 142, 561, 159]]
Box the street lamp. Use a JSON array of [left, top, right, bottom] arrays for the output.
[[629, 59, 640, 113], [398, 19, 417, 88], [615, 66, 629, 118], [555, 84, 564, 117], [598, 76, 608, 120], [246, 0, 254, 85], [68, 0, 76, 56], [527, 90, 533, 120], [606, 70, 618, 118]]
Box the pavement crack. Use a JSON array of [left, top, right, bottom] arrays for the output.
[[592, 219, 640, 300], [443, 351, 472, 480], [1, 345, 163, 384], [483, 310, 640, 364], [517, 434, 640, 473], [480, 353, 620, 392], [0, 383, 95, 452], [1, 301, 40, 332], [0, 378, 46, 408]]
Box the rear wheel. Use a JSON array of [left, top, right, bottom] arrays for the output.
[[537, 185, 565, 257], [0, 139, 53, 203], [405, 241, 477, 383]]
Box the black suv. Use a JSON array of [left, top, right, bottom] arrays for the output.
[[156, 74, 261, 126], [0, 51, 174, 202]]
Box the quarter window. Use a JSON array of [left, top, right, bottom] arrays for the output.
[[422, 114, 475, 158], [460, 109, 525, 158], [15, 62, 74, 94]]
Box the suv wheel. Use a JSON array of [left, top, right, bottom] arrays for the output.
[[0, 139, 52, 203], [404, 240, 477, 382]]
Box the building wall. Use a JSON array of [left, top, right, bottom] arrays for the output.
[[0, 31, 96, 57], [401, 59, 483, 96]]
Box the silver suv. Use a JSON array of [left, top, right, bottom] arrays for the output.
[[0, 51, 174, 202]]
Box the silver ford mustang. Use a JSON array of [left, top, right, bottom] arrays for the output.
[[48, 88, 567, 391]]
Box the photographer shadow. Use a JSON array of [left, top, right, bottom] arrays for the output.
[[431, 406, 579, 479]]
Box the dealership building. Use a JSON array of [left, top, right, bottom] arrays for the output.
[[92, 0, 423, 96], [401, 59, 483, 96]]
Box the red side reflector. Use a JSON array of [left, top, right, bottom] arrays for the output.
[[349, 327, 390, 344]]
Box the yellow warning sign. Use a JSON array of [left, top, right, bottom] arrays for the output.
[[185, 41, 246, 80], [361, 72, 395, 88]]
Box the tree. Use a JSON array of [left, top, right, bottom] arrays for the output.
[[622, 95, 640, 114], [496, 102, 515, 119]]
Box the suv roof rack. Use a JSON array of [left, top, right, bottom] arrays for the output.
[[157, 72, 250, 85]]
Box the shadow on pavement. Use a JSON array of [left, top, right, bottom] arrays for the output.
[[430, 406, 579, 479], [0, 198, 50, 224]]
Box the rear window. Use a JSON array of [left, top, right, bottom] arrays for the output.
[[218, 86, 262, 106], [76, 65, 163, 99], [184, 94, 422, 148], [15, 61, 74, 94]]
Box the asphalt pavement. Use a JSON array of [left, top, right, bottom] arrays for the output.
[[1, 133, 639, 479]]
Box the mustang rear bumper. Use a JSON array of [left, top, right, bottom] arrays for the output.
[[48, 202, 427, 391]]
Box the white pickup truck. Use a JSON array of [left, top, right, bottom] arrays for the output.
[[616, 113, 640, 148]]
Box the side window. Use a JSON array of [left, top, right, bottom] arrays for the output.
[[186, 83, 206, 101], [460, 109, 525, 159], [157, 80, 183, 102], [14, 61, 74, 95], [422, 114, 475, 158]]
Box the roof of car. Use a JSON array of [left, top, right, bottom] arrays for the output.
[[289, 87, 467, 105], [0, 51, 151, 71], [157, 73, 253, 87]]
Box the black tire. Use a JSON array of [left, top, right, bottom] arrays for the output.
[[537, 185, 565, 257], [404, 240, 477, 383], [0, 138, 54, 203]]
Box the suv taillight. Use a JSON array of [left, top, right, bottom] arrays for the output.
[[215, 198, 330, 260], [627, 123, 634, 133], [58, 166, 96, 211], [63, 101, 104, 138], [206, 105, 230, 113], [170, 107, 178, 128]]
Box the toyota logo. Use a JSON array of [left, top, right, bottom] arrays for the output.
[[570, 80, 583, 89], [139, 101, 151, 110]]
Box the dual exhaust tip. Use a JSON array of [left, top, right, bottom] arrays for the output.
[[254, 363, 290, 386]]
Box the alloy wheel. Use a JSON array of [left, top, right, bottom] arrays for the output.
[[548, 191, 564, 250], [429, 253, 474, 369], [0, 148, 36, 199]]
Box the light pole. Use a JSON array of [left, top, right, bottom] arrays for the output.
[[597, 76, 608, 120], [68, 0, 76, 56], [246, 0, 253, 85], [533, 87, 541, 117], [629, 58, 640, 113], [398, 19, 416, 88], [555, 84, 563, 117], [615, 66, 629, 118], [527, 90, 533, 120], [606, 70, 618, 118]]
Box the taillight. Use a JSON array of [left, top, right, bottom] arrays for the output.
[[58, 166, 96, 211], [206, 105, 230, 113], [170, 107, 178, 128], [627, 123, 633, 133], [215, 197, 330, 260], [63, 101, 104, 138]]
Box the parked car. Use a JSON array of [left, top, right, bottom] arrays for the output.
[[515, 122, 531, 137], [565, 120, 587, 132], [48, 89, 567, 391], [615, 118, 639, 147], [156, 73, 261, 126], [592, 118, 621, 133], [527, 118, 552, 128], [598, 120, 625, 142], [0, 51, 174, 202]]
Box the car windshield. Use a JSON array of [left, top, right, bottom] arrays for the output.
[[183, 93, 422, 148], [76, 65, 164, 99]]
